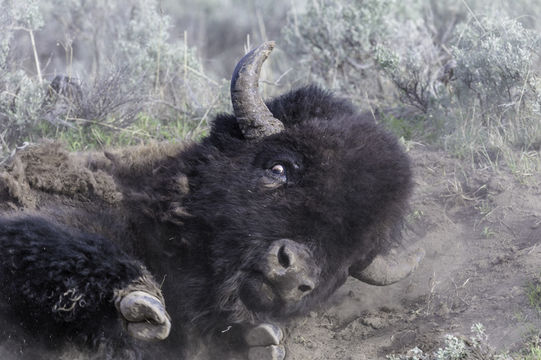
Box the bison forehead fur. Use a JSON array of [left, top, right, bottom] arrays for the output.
[[0, 85, 412, 358]]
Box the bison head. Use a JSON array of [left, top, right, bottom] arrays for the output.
[[180, 42, 413, 325]]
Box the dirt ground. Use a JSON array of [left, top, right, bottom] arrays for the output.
[[280, 146, 541, 359]]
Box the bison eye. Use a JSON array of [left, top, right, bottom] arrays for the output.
[[259, 163, 288, 190], [271, 164, 286, 176]]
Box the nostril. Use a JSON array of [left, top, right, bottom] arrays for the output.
[[298, 284, 312, 293], [277, 245, 290, 269]]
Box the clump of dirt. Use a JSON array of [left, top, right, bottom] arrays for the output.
[[282, 146, 541, 359], [0, 141, 123, 209]]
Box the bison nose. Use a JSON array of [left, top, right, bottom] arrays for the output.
[[277, 244, 293, 269], [277, 245, 315, 293], [263, 239, 318, 302]]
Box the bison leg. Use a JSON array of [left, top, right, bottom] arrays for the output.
[[244, 323, 285, 360], [0, 215, 170, 345]]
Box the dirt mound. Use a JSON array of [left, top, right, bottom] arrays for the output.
[[282, 146, 541, 359], [0, 142, 123, 209]]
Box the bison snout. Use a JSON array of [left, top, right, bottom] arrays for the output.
[[262, 239, 318, 302]]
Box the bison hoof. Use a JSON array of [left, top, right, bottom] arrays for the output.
[[119, 291, 171, 341], [245, 323, 285, 360], [248, 345, 285, 360]]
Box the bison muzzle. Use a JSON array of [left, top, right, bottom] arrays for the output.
[[240, 238, 319, 313]]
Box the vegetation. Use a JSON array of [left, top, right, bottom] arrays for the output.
[[2, 0, 540, 181], [0, 0, 230, 156], [387, 324, 514, 360], [284, 0, 541, 181]]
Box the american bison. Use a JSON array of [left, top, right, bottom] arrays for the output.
[[0, 42, 422, 359]]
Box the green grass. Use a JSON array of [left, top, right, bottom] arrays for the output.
[[516, 281, 541, 359], [521, 344, 541, 360], [380, 113, 442, 142], [33, 113, 210, 152], [526, 279, 541, 314]]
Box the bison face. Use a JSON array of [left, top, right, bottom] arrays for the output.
[[184, 99, 411, 322], [176, 43, 411, 326]]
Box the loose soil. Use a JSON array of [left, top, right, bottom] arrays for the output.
[[280, 146, 541, 359]]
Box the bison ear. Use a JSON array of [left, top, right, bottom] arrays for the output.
[[210, 114, 245, 140], [204, 113, 246, 150]]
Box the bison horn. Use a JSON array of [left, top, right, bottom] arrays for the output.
[[349, 247, 425, 286], [231, 41, 285, 140]]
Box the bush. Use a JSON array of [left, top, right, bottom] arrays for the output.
[[0, 0, 229, 158], [283, 0, 399, 107], [440, 16, 541, 178], [379, 14, 541, 146], [0, 0, 44, 156], [451, 17, 540, 127], [284, 0, 541, 178]]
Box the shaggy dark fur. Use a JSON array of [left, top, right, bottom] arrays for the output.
[[0, 86, 412, 359], [0, 216, 161, 359]]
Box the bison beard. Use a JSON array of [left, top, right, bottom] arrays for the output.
[[0, 42, 415, 359]]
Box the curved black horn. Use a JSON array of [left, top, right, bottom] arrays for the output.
[[349, 247, 425, 286], [231, 41, 285, 140]]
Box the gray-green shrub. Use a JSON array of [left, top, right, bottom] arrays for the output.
[[285, 0, 541, 177], [0, 0, 229, 158]]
